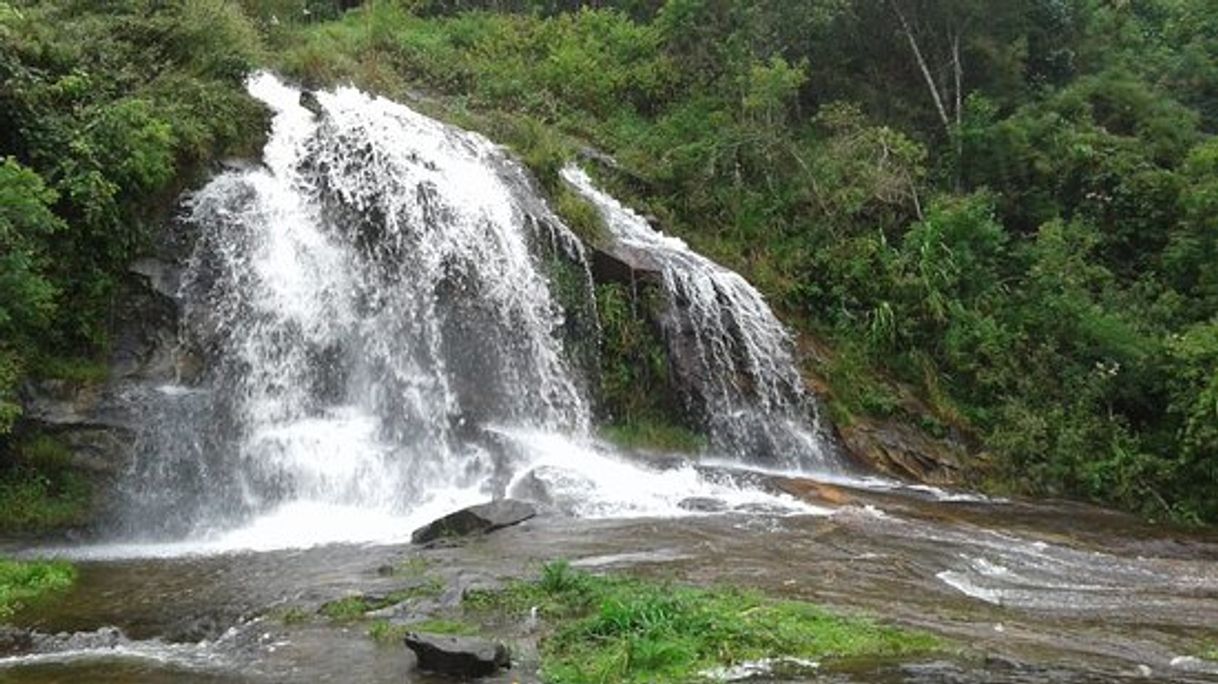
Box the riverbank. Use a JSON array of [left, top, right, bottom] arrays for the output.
[[2, 482, 1217, 682]]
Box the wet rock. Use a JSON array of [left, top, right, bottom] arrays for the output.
[[411, 499, 536, 544], [506, 471, 556, 507], [57, 426, 136, 476], [111, 264, 186, 382], [299, 91, 323, 117], [21, 379, 105, 426], [404, 633, 509, 677], [769, 479, 852, 507], [0, 626, 33, 656], [678, 497, 727, 513], [836, 417, 965, 485], [31, 626, 124, 652], [589, 244, 663, 287], [129, 257, 181, 300]]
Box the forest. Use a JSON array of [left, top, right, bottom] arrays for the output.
[[2, 0, 1216, 524]]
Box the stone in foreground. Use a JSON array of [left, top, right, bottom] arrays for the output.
[[404, 633, 509, 677], [410, 499, 537, 544]]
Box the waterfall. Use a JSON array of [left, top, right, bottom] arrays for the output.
[[120, 73, 590, 541], [561, 167, 835, 471], [110, 73, 821, 552]]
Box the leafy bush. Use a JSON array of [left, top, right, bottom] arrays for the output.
[[0, 559, 76, 619]]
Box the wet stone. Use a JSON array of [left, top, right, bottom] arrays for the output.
[[404, 633, 509, 677], [411, 499, 537, 544], [679, 496, 728, 513]]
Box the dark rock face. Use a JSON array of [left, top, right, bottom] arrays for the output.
[[589, 244, 662, 288], [837, 418, 964, 485], [404, 633, 509, 677], [299, 91, 323, 117], [14, 253, 203, 534], [410, 499, 537, 544]]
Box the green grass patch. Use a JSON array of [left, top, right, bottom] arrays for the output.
[[553, 185, 608, 246], [274, 606, 313, 625], [320, 595, 371, 622], [390, 556, 432, 578], [369, 617, 479, 643], [600, 419, 706, 454], [465, 561, 938, 683], [29, 357, 109, 385], [0, 559, 76, 620], [320, 579, 445, 623], [0, 469, 92, 534], [1200, 643, 1218, 661], [0, 433, 93, 533]]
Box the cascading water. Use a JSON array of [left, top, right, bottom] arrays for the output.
[[561, 167, 836, 471], [118, 72, 590, 543], [109, 73, 811, 553]]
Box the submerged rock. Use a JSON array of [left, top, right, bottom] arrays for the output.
[[404, 633, 509, 677], [410, 499, 537, 544], [299, 91, 323, 117], [678, 496, 727, 513]]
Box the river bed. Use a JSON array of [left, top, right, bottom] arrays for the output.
[[3, 476, 1217, 683]]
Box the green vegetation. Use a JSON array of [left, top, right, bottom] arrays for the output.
[[319, 579, 445, 622], [600, 419, 705, 454], [0, 559, 76, 619], [0, 435, 92, 533], [0, 0, 266, 434], [368, 617, 479, 643], [275, 605, 313, 625], [465, 561, 937, 682], [594, 282, 702, 450], [389, 555, 432, 578], [253, 0, 1218, 523]]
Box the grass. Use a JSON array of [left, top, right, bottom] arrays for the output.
[[0, 435, 93, 534], [369, 617, 479, 643], [1200, 643, 1218, 661], [0, 472, 91, 533], [600, 419, 706, 454], [464, 561, 939, 683], [275, 606, 313, 625], [390, 556, 432, 577], [0, 559, 76, 619], [29, 356, 109, 385], [319, 578, 445, 622]]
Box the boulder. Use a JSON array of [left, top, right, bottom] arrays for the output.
[[589, 244, 663, 287], [678, 496, 727, 513], [836, 417, 964, 485], [410, 499, 536, 544], [404, 633, 509, 677], [299, 91, 323, 117]]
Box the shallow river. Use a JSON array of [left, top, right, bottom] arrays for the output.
[[3, 474, 1218, 683]]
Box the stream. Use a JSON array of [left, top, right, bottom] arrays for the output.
[[4, 471, 1218, 683]]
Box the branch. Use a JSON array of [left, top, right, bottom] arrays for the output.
[[890, 0, 951, 134]]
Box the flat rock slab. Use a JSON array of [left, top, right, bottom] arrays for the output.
[[411, 499, 537, 544], [405, 632, 509, 677]]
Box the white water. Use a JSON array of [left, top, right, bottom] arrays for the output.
[[97, 73, 831, 557], [561, 166, 835, 470]]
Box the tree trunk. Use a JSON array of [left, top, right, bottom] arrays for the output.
[[890, 1, 951, 135]]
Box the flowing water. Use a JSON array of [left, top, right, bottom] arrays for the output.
[[110, 72, 818, 550], [3, 74, 1217, 682], [561, 166, 833, 470]]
